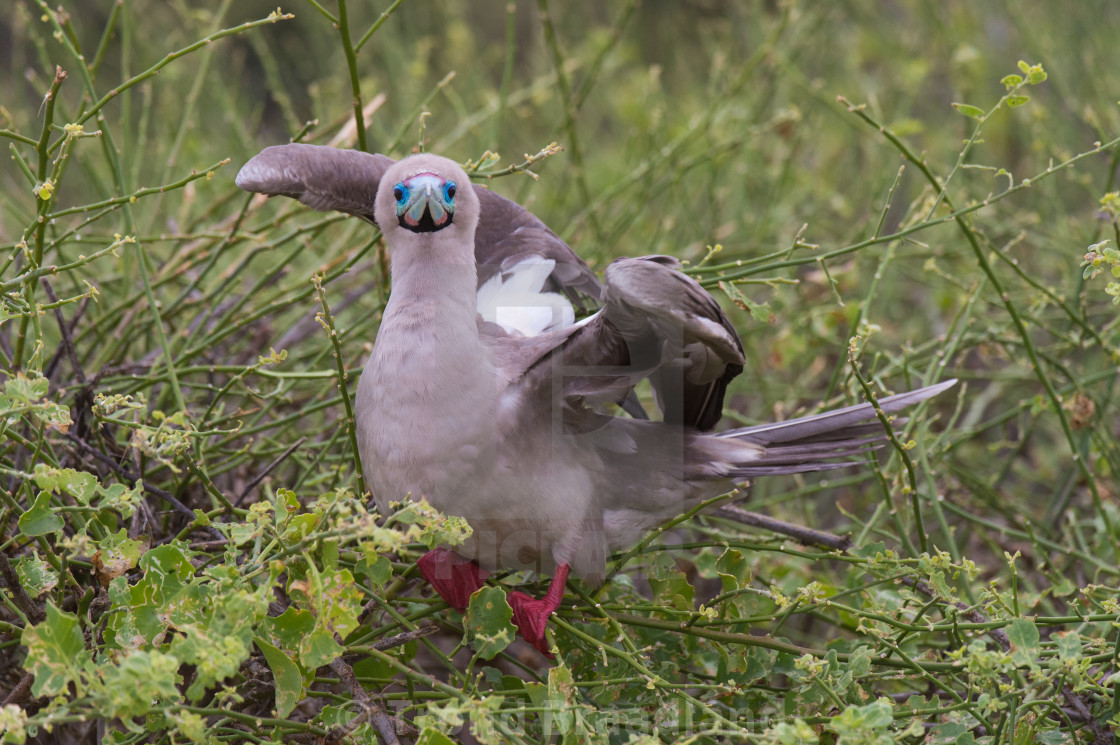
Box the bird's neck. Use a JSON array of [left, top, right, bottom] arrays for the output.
[[376, 234, 485, 377], [369, 233, 494, 432], [384, 234, 478, 329]]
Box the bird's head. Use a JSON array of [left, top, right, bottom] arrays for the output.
[[375, 154, 479, 245]]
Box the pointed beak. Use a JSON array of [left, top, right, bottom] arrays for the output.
[[395, 173, 455, 233]]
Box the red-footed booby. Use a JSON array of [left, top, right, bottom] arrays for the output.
[[237, 146, 955, 657]]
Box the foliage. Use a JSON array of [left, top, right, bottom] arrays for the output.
[[2, 1, 1120, 743]]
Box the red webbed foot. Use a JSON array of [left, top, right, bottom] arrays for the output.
[[507, 564, 570, 657], [417, 548, 488, 612]]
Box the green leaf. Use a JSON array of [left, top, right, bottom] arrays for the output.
[[356, 554, 393, 589], [648, 553, 695, 611], [931, 722, 969, 742], [320, 538, 340, 571], [1007, 618, 1040, 668], [0, 703, 29, 745], [1007, 95, 1030, 107], [414, 699, 466, 736], [829, 698, 893, 737], [1018, 60, 1048, 84], [720, 280, 775, 324], [316, 703, 374, 741], [3, 374, 71, 432], [546, 665, 577, 735], [715, 547, 751, 592], [1050, 575, 1077, 597], [1000, 74, 1023, 89], [13, 553, 58, 598], [288, 564, 363, 667], [1055, 631, 1082, 662], [32, 464, 97, 502], [279, 512, 317, 542], [851, 541, 886, 558], [167, 710, 207, 742], [4, 372, 48, 403], [762, 719, 819, 744], [255, 637, 304, 717], [21, 603, 91, 698], [170, 586, 270, 700], [466, 696, 504, 745], [273, 487, 300, 527], [106, 543, 197, 646], [263, 607, 315, 652], [416, 729, 458, 745], [300, 626, 343, 670], [465, 586, 515, 659], [96, 649, 180, 719], [97, 482, 143, 517], [18, 491, 64, 537], [92, 529, 143, 586], [353, 654, 394, 680], [847, 645, 872, 677], [952, 102, 985, 119], [926, 569, 953, 600]]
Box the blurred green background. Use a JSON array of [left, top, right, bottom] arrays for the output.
[[3, 1, 1120, 740]]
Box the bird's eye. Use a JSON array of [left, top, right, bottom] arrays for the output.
[[446, 183, 456, 199], [393, 186, 405, 202]]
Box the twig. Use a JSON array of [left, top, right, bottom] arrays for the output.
[[40, 278, 88, 387], [312, 275, 366, 499], [65, 432, 224, 541], [325, 650, 414, 745], [234, 437, 307, 507], [334, 0, 368, 153], [714, 505, 852, 551], [2, 673, 34, 706], [714, 505, 1014, 654], [1060, 685, 1110, 745], [368, 623, 438, 652], [900, 576, 1009, 651]]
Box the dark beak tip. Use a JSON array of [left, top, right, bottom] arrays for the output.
[[399, 205, 453, 234]]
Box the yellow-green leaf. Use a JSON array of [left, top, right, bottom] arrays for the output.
[[465, 586, 515, 660], [22, 603, 91, 698], [18, 491, 64, 537], [952, 102, 984, 119]]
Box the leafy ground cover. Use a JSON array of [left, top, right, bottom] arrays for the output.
[[2, 1, 1120, 743]]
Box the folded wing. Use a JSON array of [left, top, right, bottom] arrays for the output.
[[504, 256, 744, 431]]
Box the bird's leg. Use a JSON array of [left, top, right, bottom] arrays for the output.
[[507, 563, 570, 657], [417, 548, 489, 612]]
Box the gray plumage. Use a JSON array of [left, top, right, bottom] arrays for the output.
[[236, 148, 955, 587]]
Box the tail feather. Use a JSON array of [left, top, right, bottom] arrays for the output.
[[732, 460, 875, 478], [722, 379, 956, 478], [749, 437, 880, 463], [722, 379, 956, 444]]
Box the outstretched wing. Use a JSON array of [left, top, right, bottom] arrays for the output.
[[235, 144, 392, 221], [235, 144, 601, 303]]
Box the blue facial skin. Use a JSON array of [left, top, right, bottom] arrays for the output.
[[394, 173, 456, 233]]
